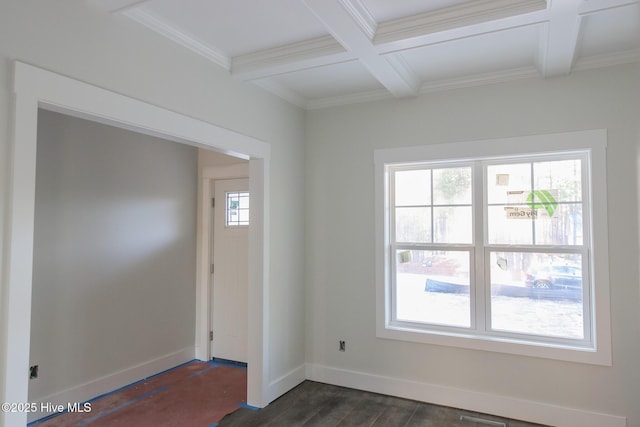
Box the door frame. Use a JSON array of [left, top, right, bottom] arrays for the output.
[[3, 62, 270, 426], [198, 163, 250, 364]]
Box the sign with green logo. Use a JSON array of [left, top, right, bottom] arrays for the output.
[[526, 190, 558, 217], [504, 189, 558, 219]]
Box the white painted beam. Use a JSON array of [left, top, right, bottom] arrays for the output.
[[537, 0, 583, 77], [304, 0, 419, 97], [235, 0, 548, 83]]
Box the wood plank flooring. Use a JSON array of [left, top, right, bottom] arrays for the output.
[[217, 381, 550, 427]]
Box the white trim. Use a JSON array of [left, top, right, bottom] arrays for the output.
[[87, 0, 151, 13], [252, 79, 308, 109], [339, 0, 377, 40], [573, 48, 640, 72], [305, 363, 627, 427], [3, 61, 271, 426], [579, 0, 640, 15], [374, 0, 546, 47], [305, 88, 391, 110], [27, 347, 194, 423], [267, 364, 307, 403], [374, 129, 612, 366], [123, 7, 232, 70], [303, 0, 419, 97], [305, 55, 640, 110], [231, 36, 352, 81], [419, 66, 540, 94]]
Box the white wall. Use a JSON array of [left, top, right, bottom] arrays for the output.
[[305, 63, 640, 426], [29, 110, 197, 403], [0, 0, 306, 417]]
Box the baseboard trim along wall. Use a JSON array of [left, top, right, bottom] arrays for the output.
[[305, 363, 626, 427], [267, 364, 307, 404], [27, 347, 195, 423]]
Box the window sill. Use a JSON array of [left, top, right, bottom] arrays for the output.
[[377, 322, 611, 366]]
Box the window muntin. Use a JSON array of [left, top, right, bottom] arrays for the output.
[[387, 152, 592, 348]]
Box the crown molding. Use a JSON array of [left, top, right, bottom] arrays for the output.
[[339, 0, 378, 40], [419, 66, 540, 94], [374, 0, 547, 46], [572, 49, 640, 72], [231, 36, 353, 81], [252, 79, 308, 109], [305, 66, 541, 110], [88, 0, 150, 13], [123, 7, 231, 70], [579, 0, 639, 15], [306, 88, 392, 110]]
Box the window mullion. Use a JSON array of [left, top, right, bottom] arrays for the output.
[[473, 161, 486, 332]]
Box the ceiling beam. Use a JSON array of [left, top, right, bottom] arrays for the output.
[[304, 0, 419, 97], [233, 0, 548, 84], [536, 0, 583, 77]]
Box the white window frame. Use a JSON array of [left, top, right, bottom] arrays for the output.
[[374, 130, 611, 365]]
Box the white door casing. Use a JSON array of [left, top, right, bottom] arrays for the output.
[[211, 178, 249, 363], [5, 62, 270, 427]]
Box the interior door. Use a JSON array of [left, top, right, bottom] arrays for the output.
[[210, 178, 249, 363]]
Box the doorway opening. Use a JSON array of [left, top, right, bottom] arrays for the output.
[[4, 62, 270, 426]]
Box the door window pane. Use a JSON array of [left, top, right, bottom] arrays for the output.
[[226, 191, 249, 227]]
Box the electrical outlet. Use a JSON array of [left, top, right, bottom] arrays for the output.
[[29, 364, 39, 379], [339, 340, 346, 352]]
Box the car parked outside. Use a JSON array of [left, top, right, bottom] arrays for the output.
[[525, 265, 582, 290]]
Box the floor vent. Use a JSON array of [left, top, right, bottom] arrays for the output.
[[460, 415, 508, 426]]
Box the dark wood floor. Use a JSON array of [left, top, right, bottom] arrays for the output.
[[218, 381, 549, 427]]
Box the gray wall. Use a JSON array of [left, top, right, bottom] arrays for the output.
[[29, 110, 197, 400], [305, 63, 640, 424]]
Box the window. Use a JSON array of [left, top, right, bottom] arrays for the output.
[[226, 191, 250, 227], [375, 130, 611, 365]]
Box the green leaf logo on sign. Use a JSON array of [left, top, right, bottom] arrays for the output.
[[526, 190, 558, 217]]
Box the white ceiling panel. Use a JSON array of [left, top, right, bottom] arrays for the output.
[[364, 0, 474, 23], [95, 0, 640, 108], [135, 0, 329, 56], [266, 60, 384, 100], [578, 3, 640, 57], [399, 24, 541, 81]]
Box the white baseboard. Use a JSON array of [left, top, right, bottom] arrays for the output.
[[28, 347, 195, 423], [305, 363, 626, 427], [266, 364, 306, 404]]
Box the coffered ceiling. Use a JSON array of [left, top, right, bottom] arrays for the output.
[[90, 0, 640, 109]]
